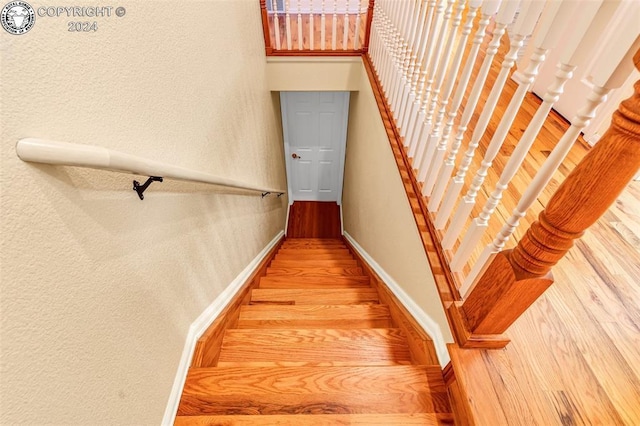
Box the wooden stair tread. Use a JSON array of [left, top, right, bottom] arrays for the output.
[[238, 305, 392, 329], [277, 247, 351, 252], [217, 328, 411, 366], [275, 252, 354, 260], [281, 243, 346, 249], [266, 267, 364, 276], [178, 366, 449, 415], [175, 413, 455, 425], [250, 288, 379, 305], [259, 275, 371, 289], [282, 238, 344, 244], [269, 259, 359, 268]]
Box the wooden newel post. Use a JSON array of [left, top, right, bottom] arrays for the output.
[[449, 68, 640, 348]]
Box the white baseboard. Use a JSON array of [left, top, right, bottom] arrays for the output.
[[343, 232, 450, 367], [161, 230, 284, 425]]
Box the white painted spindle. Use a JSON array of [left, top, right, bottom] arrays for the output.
[[391, 1, 413, 115], [310, 0, 315, 50], [354, 0, 362, 49], [447, 0, 546, 270], [286, 0, 292, 50], [464, 0, 637, 294], [421, 0, 472, 197], [398, 0, 426, 136], [321, 0, 326, 50], [272, 0, 282, 50], [332, 0, 338, 50], [441, 0, 525, 249], [415, 0, 457, 184], [343, 0, 350, 49], [404, 0, 436, 150], [407, 0, 444, 161], [428, 0, 498, 212], [297, 0, 303, 49], [435, 0, 518, 235]]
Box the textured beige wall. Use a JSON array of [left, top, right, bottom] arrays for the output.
[[267, 57, 362, 91], [342, 63, 454, 345], [0, 1, 287, 424]]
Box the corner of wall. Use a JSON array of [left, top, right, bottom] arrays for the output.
[[343, 232, 451, 367], [161, 230, 284, 425]]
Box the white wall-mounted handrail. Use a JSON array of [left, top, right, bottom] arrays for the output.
[[16, 138, 286, 198]]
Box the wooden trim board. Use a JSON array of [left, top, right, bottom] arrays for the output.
[[161, 231, 284, 425], [343, 232, 449, 367]]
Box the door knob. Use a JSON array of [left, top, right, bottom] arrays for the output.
[[292, 153, 301, 159]]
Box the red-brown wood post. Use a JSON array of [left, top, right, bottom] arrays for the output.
[[449, 52, 640, 348], [362, 0, 375, 52], [260, 0, 274, 55]]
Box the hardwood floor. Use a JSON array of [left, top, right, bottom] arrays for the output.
[[369, 17, 640, 426], [287, 201, 342, 238], [177, 238, 452, 424]]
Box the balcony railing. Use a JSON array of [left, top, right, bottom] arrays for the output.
[[260, 0, 375, 55]]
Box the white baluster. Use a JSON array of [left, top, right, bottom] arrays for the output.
[[354, 0, 362, 49], [429, 0, 498, 212], [398, 0, 425, 136], [386, 1, 402, 106], [309, 0, 315, 50], [435, 0, 519, 235], [406, 0, 442, 159], [404, 0, 435, 150], [332, 0, 338, 50], [321, 0, 326, 50], [464, 0, 638, 295], [272, 0, 282, 50], [410, 0, 449, 168], [391, 1, 413, 116], [297, 0, 303, 49], [447, 0, 545, 266], [286, 0, 292, 50], [415, 0, 457, 184], [421, 0, 469, 196], [343, 0, 350, 49], [451, 0, 576, 277], [393, 0, 414, 127]]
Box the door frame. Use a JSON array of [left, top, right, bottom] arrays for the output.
[[280, 91, 350, 206]]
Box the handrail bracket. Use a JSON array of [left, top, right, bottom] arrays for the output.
[[133, 176, 163, 200]]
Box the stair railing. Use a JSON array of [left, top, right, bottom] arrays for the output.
[[16, 138, 286, 200], [367, 0, 640, 346], [260, 0, 375, 54]]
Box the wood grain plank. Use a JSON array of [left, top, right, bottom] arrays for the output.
[[250, 288, 379, 305], [275, 252, 354, 260], [269, 259, 359, 268], [217, 328, 411, 367], [175, 413, 455, 425], [266, 267, 364, 276], [259, 275, 371, 289], [237, 305, 392, 329], [287, 202, 342, 238], [180, 364, 446, 396]]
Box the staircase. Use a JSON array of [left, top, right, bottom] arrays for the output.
[[176, 238, 452, 425]]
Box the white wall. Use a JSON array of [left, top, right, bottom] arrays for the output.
[[342, 63, 454, 348], [0, 1, 287, 424]]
